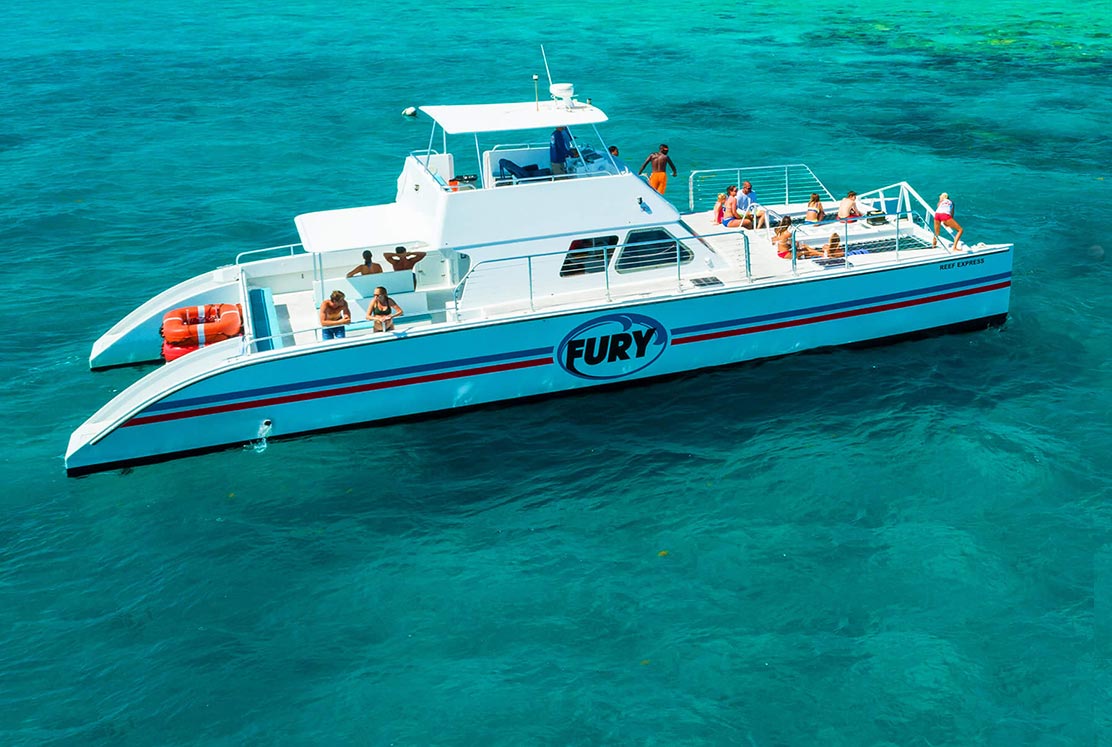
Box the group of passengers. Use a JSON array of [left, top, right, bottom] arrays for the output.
[[710, 187, 878, 260], [318, 246, 428, 339], [713, 182, 769, 230], [319, 286, 404, 340], [713, 187, 864, 230], [346, 248, 426, 277]]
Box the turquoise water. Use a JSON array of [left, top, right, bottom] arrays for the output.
[[2, 1, 1110, 743]]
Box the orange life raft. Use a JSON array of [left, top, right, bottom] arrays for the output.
[[161, 303, 244, 361]]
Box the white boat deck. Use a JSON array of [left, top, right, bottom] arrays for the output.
[[684, 208, 953, 281], [263, 208, 957, 341]]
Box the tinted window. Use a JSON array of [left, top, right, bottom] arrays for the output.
[[616, 228, 693, 273], [560, 235, 619, 277]]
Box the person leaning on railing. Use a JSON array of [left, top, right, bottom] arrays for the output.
[[320, 290, 352, 340], [366, 286, 404, 333], [932, 192, 965, 251]]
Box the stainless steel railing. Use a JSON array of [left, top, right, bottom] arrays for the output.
[[449, 230, 748, 319], [452, 241, 685, 315], [688, 164, 835, 212], [235, 242, 304, 265]]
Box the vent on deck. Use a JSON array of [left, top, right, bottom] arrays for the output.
[[690, 276, 724, 288]]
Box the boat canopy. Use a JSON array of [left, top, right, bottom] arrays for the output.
[[419, 100, 608, 135], [294, 204, 428, 254]]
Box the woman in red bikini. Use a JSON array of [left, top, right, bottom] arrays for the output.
[[773, 216, 826, 259]]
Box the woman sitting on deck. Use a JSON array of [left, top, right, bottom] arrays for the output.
[[713, 192, 727, 225], [721, 185, 753, 229], [804, 193, 826, 223], [773, 217, 826, 259]]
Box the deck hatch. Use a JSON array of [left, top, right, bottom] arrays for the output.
[[690, 277, 724, 287]]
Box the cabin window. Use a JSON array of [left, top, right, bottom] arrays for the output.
[[559, 236, 618, 277], [616, 228, 693, 273]]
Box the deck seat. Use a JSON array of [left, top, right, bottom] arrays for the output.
[[313, 270, 416, 305], [247, 287, 283, 351]]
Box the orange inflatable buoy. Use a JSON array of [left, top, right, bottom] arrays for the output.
[[160, 303, 243, 361], [161, 340, 199, 362]]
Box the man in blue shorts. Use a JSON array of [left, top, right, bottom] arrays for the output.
[[319, 290, 351, 340]]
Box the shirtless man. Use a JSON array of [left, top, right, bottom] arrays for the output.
[[383, 247, 427, 271], [638, 144, 677, 195], [319, 290, 352, 340], [837, 191, 863, 220], [346, 250, 383, 277]]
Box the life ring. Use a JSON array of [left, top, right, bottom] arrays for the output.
[[161, 340, 199, 362], [161, 303, 243, 346]]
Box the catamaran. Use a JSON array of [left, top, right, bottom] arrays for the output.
[[66, 83, 1013, 474]]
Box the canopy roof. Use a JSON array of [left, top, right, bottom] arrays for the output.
[[294, 204, 427, 254], [419, 100, 608, 135]]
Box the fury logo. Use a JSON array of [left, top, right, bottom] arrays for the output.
[[557, 313, 668, 380]]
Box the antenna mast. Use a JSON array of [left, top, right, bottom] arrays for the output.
[[540, 45, 554, 89]]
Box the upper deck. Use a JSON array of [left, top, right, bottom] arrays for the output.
[[419, 98, 608, 134], [294, 94, 669, 257]]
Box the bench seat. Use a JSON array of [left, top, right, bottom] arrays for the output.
[[313, 270, 415, 303]]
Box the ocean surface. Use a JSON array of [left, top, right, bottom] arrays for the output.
[[2, 1, 1109, 744]]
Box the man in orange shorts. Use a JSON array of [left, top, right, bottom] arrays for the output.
[[638, 143, 677, 194]]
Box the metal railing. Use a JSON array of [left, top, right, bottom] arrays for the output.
[[688, 164, 835, 212], [450, 234, 708, 318], [238, 309, 436, 355], [235, 242, 304, 265]]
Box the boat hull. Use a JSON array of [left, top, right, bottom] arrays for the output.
[[66, 251, 1011, 474]]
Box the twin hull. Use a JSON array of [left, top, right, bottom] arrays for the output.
[[66, 253, 1011, 473]]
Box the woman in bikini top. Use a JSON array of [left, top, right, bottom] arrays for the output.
[[804, 193, 825, 223], [774, 216, 824, 259], [366, 287, 404, 332]]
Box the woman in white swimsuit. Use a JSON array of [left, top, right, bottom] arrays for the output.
[[932, 192, 964, 251]]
